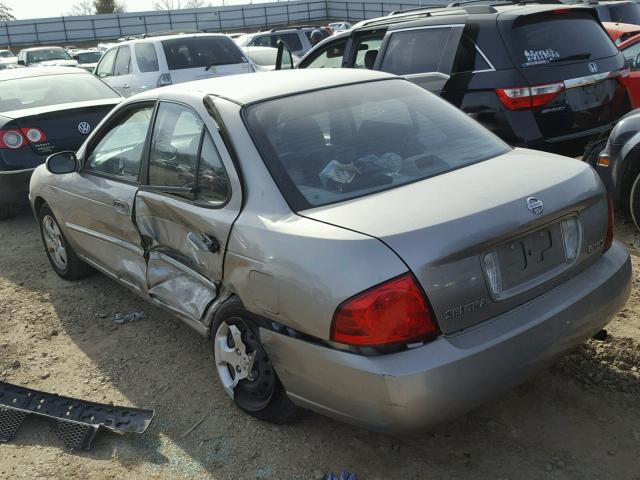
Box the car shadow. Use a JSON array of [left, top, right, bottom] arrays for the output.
[[1, 209, 639, 479]]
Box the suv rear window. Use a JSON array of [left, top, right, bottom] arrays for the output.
[[162, 36, 245, 70], [244, 80, 509, 210], [507, 12, 618, 68]]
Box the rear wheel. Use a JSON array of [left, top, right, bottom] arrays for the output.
[[212, 297, 303, 424], [38, 204, 92, 280], [629, 174, 640, 232]]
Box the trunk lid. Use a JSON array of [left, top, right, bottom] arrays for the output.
[[169, 63, 251, 84], [302, 148, 609, 334], [2, 99, 119, 159], [499, 8, 629, 139]]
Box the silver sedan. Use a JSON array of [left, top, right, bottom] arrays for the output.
[[30, 69, 631, 432]]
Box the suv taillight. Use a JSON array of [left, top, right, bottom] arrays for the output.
[[604, 196, 614, 252], [496, 82, 565, 110], [331, 273, 439, 347]]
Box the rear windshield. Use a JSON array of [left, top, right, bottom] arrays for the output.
[[26, 48, 71, 63], [507, 12, 618, 68], [244, 80, 509, 210], [162, 36, 246, 70], [598, 3, 640, 24], [0, 74, 119, 111], [75, 51, 102, 64]]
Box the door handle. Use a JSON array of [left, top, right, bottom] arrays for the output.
[[122, 84, 130, 88], [113, 200, 130, 214], [187, 232, 220, 253]]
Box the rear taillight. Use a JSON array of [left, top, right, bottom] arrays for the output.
[[0, 127, 47, 149], [157, 73, 172, 87], [496, 82, 564, 111], [604, 196, 614, 252], [331, 273, 439, 347]]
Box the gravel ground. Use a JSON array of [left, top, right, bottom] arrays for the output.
[[1, 208, 639, 480]]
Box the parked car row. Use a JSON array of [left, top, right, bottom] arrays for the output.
[[1, 4, 640, 433]]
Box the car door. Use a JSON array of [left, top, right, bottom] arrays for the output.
[[621, 39, 640, 108], [134, 101, 241, 322], [298, 36, 349, 68], [130, 42, 161, 95], [56, 102, 155, 293], [107, 46, 134, 96], [375, 24, 464, 95]]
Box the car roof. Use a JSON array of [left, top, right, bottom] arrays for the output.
[[21, 46, 66, 52], [0, 66, 87, 81], [119, 32, 230, 46], [148, 69, 396, 106]]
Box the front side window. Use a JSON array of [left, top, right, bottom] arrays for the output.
[[85, 106, 154, 181], [0, 73, 119, 111], [113, 46, 131, 76], [244, 80, 509, 210], [354, 35, 384, 69], [96, 48, 117, 77], [303, 38, 347, 69], [135, 43, 159, 72], [380, 28, 454, 75], [162, 36, 245, 70], [149, 103, 204, 193]]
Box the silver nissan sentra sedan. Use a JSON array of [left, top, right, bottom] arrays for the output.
[[30, 69, 631, 432]]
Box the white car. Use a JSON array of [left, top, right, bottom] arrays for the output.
[[95, 33, 253, 97], [0, 49, 17, 67], [241, 46, 299, 71], [71, 49, 103, 73], [17, 47, 79, 68]]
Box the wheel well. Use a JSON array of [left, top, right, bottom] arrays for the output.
[[33, 196, 46, 215], [620, 148, 640, 214]]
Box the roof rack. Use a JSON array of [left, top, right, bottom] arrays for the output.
[[387, 5, 442, 15], [259, 25, 322, 32]]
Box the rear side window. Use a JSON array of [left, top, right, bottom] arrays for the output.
[[452, 36, 491, 73], [506, 12, 618, 68], [162, 36, 245, 70], [605, 3, 640, 24], [252, 33, 302, 52], [113, 46, 131, 76], [135, 43, 159, 72], [380, 28, 454, 75]]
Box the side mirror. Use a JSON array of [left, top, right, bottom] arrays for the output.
[[46, 151, 78, 175], [275, 40, 294, 71], [17, 59, 24, 66]]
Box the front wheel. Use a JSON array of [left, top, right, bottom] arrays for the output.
[[212, 297, 303, 424], [38, 204, 92, 280]]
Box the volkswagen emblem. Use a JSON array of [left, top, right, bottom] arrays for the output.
[[588, 62, 598, 73], [526, 196, 544, 215], [78, 121, 91, 135]]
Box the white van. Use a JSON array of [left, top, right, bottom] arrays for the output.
[[95, 33, 253, 97]]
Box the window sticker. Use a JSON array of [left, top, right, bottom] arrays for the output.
[[522, 48, 560, 67]]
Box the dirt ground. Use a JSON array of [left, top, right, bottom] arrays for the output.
[[0, 208, 639, 480]]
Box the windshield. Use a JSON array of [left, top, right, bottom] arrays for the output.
[[75, 51, 102, 64], [0, 73, 119, 111], [244, 80, 510, 210], [26, 48, 71, 63], [0, 50, 13, 58], [162, 36, 246, 70], [507, 12, 618, 67], [603, 3, 640, 24]]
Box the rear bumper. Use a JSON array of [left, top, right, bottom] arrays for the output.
[[261, 241, 631, 433], [0, 168, 34, 206]]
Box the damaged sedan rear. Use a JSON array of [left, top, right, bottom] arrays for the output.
[[29, 70, 631, 432]]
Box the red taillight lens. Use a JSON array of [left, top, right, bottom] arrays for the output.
[[331, 273, 439, 347], [496, 82, 564, 110], [604, 196, 614, 252], [21, 127, 46, 144]]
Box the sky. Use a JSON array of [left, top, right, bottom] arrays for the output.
[[6, 0, 160, 19]]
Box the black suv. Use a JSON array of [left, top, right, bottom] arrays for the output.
[[297, 3, 630, 154]]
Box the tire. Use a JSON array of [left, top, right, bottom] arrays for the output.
[[38, 204, 92, 281], [211, 297, 303, 424], [0, 204, 14, 220], [629, 173, 640, 232]]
